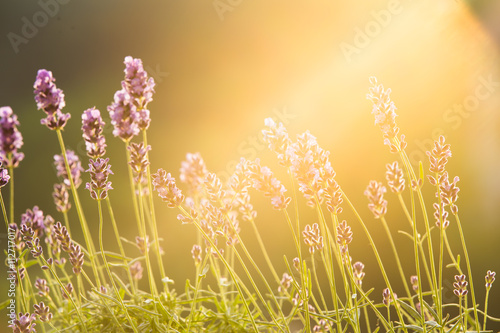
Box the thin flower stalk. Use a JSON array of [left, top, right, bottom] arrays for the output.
[[454, 213, 480, 331], [136, 179, 158, 299], [141, 131, 168, 292], [380, 216, 414, 305], [483, 270, 495, 330], [341, 189, 408, 332], [178, 206, 259, 332], [367, 77, 435, 321], [105, 197, 136, 293], [56, 129, 102, 285], [97, 198, 139, 333]]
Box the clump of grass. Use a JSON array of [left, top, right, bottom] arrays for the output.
[[1, 58, 498, 332]]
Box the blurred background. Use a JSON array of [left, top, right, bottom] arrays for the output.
[[1, 0, 499, 329]]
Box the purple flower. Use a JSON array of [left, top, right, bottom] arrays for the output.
[[122, 56, 155, 109], [0, 106, 24, 168], [9, 312, 36, 333], [33, 69, 71, 130], [81, 107, 106, 158], [128, 142, 150, 183], [54, 150, 83, 189], [85, 157, 113, 200], [0, 162, 9, 187], [21, 206, 46, 237], [107, 89, 140, 141], [52, 183, 71, 212]]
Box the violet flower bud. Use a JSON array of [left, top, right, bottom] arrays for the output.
[[122, 56, 155, 111], [128, 142, 150, 184], [33, 69, 71, 130], [85, 157, 113, 200], [81, 107, 106, 158], [0, 162, 10, 187], [54, 150, 83, 189], [107, 89, 140, 142], [0, 106, 24, 168]]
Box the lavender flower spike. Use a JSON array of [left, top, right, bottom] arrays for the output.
[[0, 162, 9, 187], [122, 56, 155, 112], [0, 106, 24, 168], [85, 158, 113, 200], [81, 107, 106, 158], [54, 150, 84, 189], [107, 89, 140, 141], [33, 69, 71, 130]]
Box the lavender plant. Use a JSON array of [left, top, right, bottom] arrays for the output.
[[1, 58, 498, 332]]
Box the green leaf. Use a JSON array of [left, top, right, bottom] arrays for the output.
[[0, 299, 12, 311], [23, 259, 39, 269], [397, 299, 422, 322], [103, 251, 132, 261], [396, 324, 423, 332], [421, 299, 438, 322]]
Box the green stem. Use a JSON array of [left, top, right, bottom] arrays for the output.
[[142, 130, 168, 292], [55, 129, 101, 286], [1, 191, 9, 230], [178, 206, 259, 332], [124, 142, 142, 240], [397, 145, 439, 324], [483, 287, 491, 330], [137, 182, 157, 297], [249, 218, 280, 284], [342, 190, 408, 333], [105, 197, 136, 293], [8, 164, 14, 225], [454, 213, 480, 332], [380, 217, 414, 305], [98, 198, 138, 333], [41, 256, 88, 333]]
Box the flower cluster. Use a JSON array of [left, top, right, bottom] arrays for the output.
[[245, 159, 291, 210], [34, 302, 53, 322], [35, 279, 50, 297], [81, 107, 107, 159], [20, 224, 43, 258], [336, 220, 353, 260], [107, 56, 155, 141], [9, 312, 36, 333], [262, 117, 292, 167], [352, 261, 365, 287], [0, 161, 9, 187], [439, 173, 460, 215], [130, 261, 143, 281], [453, 274, 468, 297], [278, 273, 293, 293], [21, 206, 49, 237], [364, 181, 388, 219], [52, 183, 71, 213], [85, 158, 113, 200], [180, 152, 209, 196], [0, 106, 24, 168], [382, 288, 397, 306], [302, 223, 323, 254], [152, 169, 185, 208], [122, 57, 155, 118], [427, 136, 452, 176], [33, 69, 71, 130], [262, 118, 343, 213], [410, 275, 419, 292], [191, 244, 202, 265], [385, 161, 405, 194], [485, 270, 496, 288], [128, 142, 151, 184], [107, 90, 140, 141], [54, 150, 84, 189]]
